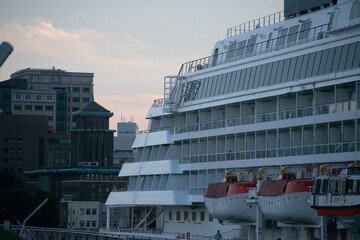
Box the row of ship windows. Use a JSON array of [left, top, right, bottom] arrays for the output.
[[185, 41, 360, 101], [167, 210, 213, 222]]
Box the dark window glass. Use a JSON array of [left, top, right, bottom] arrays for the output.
[[345, 43, 357, 69], [201, 77, 209, 99], [83, 97, 90, 103], [305, 53, 316, 78], [72, 97, 80, 102], [234, 70, 243, 91], [331, 46, 343, 72], [324, 48, 336, 74], [275, 60, 285, 84], [266, 32, 273, 49], [25, 105, 32, 110], [264, 63, 273, 86], [281, 59, 291, 83], [318, 49, 329, 75], [45, 105, 53, 111], [227, 42, 237, 59], [35, 105, 43, 111], [269, 61, 279, 85], [338, 44, 349, 71], [83, 87, 90, 93], [299, 54, 309, 79], [259, 64, 267, 87], [277, 28, 288, 47], [247, 67, 256, 89], [243, 68, 252, 90], [253, 65, 262, 88], [236, 40, 247, 56], [210, 75, 218, 97], [73, 87, 80, 92], [246, 37, 257, 54], [287, 25, 300, 43], [352, 42, 360, 68], [217, 74, 225, 96], [312, 51, 323, 76], [299, 21, 312, 40], [238, 69, 247, 91]]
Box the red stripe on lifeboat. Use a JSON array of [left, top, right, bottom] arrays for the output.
[[227, 182, 257, 196], [283, 180, 314, 195]]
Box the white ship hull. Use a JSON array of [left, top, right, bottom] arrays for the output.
[[204, 193, 256, 223], [258, 192, 320, 225]]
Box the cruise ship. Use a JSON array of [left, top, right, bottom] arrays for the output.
[[106, 0, 360, 239]]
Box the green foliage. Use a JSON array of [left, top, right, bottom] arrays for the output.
[[0, 227, 23, 240], [0, 170, 59, 228]]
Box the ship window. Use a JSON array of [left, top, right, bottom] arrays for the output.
[[200, 211, 205, 221], [312, 51, 323, 76], [331, 46, 343, 72], [276, 28, 288, 47], [227, 41, 237, 59], [350, 1, 359, 19], [237, 70, 246, 91], [168, 211, 173, 221], [331, 179, 342, 195], [264, 63, 273, 86], [325, 48, 336, 74], [184, 211, 189, 221], [318, 49, 329, 75], [299, 21, 312, 40], [192, 212, 196, 221], [269, 61, 279, 86], [305, 53, 316, 78], [209, 214, 213, 221], [266, 32, 273, 49], [236, 40, 247, 56], [223, 73, 231, 94], [319, 179, 328, 194], [299, 54, 309, 79], [247, 67, 256, 89], [346, 179, 354, 194], [351, 42, 360, 68], [246, 37, 257, 54], [314, 179, 321, 194], [287, 25, 299, 43], [258, 64, 267, 87], [275, 60, 285, 84], [253, 65, 262, 88], [338, 45, 349, 71], [345, 43, 357, 69]]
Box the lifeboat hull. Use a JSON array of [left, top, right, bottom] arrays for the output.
[[258, 192, 320, 225], [204, 193, 256, 223]]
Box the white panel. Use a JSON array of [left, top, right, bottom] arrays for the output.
[[119, 160, 182, 177], [105, 190, 191, 206], [132, 131, 173, 148]]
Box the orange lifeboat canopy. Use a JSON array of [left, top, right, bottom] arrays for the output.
[[227, 182, 257, 196]]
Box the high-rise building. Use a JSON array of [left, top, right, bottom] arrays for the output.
[[114, 122, 137, 166], [5, 68, 94, 133]]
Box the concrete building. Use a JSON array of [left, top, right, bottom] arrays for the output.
[[7, 68, 94, 133], [113, 122, 137, 166]]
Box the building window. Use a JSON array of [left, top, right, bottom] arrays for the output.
[[36, 95, 41, 100], [184, 211, 188, 221], [45, 105, 53, 111], [86, 221, 90, 227], [72, 97, 80, 102], [80, 221, 85, 227], [15, 94, 20, 99], [92, 208, 97, 215], [83, 87, 90, 93], [17, 158, 22, 163], [10, 148, 15, 153], [35, 105, 43, 111], [17, 148, 22, 153], [83, 97, 90, 103], [192, 212, 196, 222], [176, 211, 181, 221], [73, 87, 80, 92], [113, 220, 117, 227], [72, 107, 79, 112], [80, 208, 85, 215], [86, 208, 91, 215], [200, 211, 205, 221], [14, 105, 22, 110], [17, 138, 22, 143], [3, 148, 8, 153], [91, 221, 96, 227], [46, 95, 52, 100], [168, 211, 173, 221], [25, 95, 31, 100], [3, 158, 8, 163], [48, 116, 53, 121]]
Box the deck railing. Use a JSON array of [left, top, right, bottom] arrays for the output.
[[226, 11, 284, 38], [178, 23, 329, 76]]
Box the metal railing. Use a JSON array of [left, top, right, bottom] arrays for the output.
[[178, 23, 329, 76], [180, 141, 359, 164], [227, 11, 284, 38], [139, 99, 357, 135]]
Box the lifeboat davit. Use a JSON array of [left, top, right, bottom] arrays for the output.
[[204, 174, 257, 223], [257, 172, 320, 225]]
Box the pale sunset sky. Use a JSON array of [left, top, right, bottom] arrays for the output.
[[0, 0, 283, 132]]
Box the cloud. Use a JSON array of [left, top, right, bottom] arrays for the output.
[[0, 19, 169, 69]]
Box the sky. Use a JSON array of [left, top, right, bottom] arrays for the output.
[[0, 0, 283, 132]]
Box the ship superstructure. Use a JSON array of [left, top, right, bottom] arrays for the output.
[[106, 0, 360, 238]]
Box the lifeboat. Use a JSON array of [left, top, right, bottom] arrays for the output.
[[204, 173, 257, 223], [311, 166, 360, 217], [257, 172, 320, 225]]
